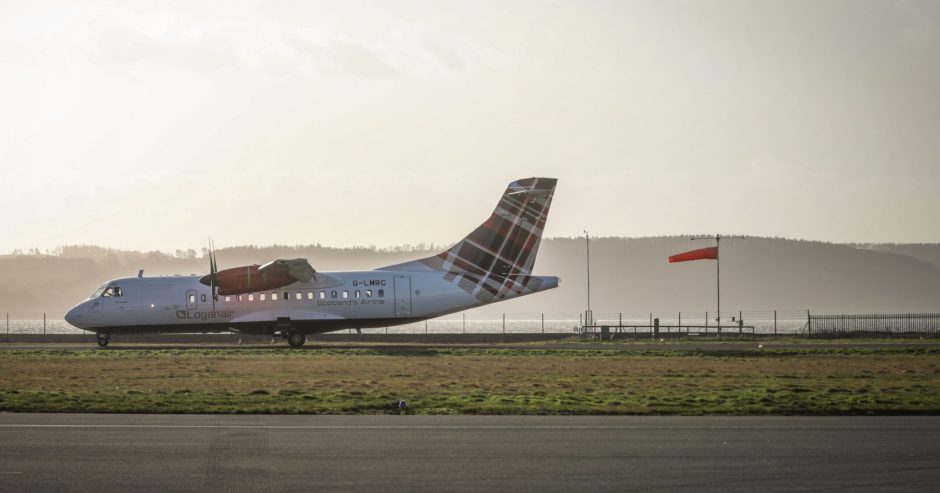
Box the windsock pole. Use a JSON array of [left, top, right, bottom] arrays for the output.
[[688, 235, 745, 332]]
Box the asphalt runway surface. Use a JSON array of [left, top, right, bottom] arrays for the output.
[[2, 341, 939, 352], [1, 414, 938, 492]]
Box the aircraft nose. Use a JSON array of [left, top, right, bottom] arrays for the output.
[[65, 305, 82, 327]]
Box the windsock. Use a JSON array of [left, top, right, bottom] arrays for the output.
[[668, 246, 719, 263]]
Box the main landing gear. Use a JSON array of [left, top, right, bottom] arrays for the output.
[[96, 332, 110, 348], [286, 331, 306, 348]]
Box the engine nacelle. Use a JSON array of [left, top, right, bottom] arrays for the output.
[[200, 264, 294, 295]]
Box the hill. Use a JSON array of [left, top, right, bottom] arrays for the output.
[[1, 238, 938, 315]]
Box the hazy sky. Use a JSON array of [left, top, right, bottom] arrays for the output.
[[2, 0, 939, 253]]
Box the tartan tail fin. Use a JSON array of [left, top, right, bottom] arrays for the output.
[[415, 178, 558, 304], [380, 178, 559, 303], [426, 177, 557, 276]]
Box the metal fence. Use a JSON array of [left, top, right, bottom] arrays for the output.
[[6, 311, 939, 339], [0, 310, 812, 336], [808, 313, 940, 338]]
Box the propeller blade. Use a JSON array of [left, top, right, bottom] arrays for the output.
[[209, 238, 217, 311]]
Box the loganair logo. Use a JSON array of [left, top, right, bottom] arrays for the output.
[[176, 310, 233, 321]]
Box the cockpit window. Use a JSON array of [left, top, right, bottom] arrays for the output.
[[90, 284, 108, 299], [102, 286, 123, 298]]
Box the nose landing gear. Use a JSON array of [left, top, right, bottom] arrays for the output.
[[96, 332, 111, 348]]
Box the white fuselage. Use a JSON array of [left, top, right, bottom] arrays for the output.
[[65, 267, 559, 335], [65, 177, 561, 342]]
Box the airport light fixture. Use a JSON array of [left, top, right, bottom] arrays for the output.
[[584, 230, 592, 327]]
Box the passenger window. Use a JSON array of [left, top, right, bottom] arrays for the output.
[[271, 293, 278, 301], [260, 293, 266, 301], [248, 294, 254, 301], [355, 290, 360, 298], [200, 294, 206, 303], [306, 292, 313, 300], [331, 290, 337, 298], [188, 294, 196, 304], [319, 291, 325, 299], [296, 292, 303, 300], [283, 292, 289, 300], [366, 290, 373, 298], [378, 289, 384, 297], [225, 296, 231, 303]]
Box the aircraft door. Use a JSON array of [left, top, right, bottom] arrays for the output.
[[393, 275, 412, 317], [186, 289, 197, 310]]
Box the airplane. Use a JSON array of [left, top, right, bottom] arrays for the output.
[[65, 177, 560, 347]]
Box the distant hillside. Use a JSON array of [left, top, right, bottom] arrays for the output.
[[852, 243, 940, 270], [535, 237, 940, 315], [1, 238, 938, 314]]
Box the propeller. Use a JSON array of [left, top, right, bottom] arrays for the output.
[[208, 238, 217, 310]]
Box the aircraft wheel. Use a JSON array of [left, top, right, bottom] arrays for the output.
[[97, 337, 109, 348], [287, 332, 306, 348]]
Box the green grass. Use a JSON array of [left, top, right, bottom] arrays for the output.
[[0, 347, 937, 414]]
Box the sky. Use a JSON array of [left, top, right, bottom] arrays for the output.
[[1, 0, 939, 253]]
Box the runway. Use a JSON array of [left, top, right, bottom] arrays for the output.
[[1, 414, 938, 492]]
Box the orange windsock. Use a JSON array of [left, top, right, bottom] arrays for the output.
[[668, 246, 718, 263]]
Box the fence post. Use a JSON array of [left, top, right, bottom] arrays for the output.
[[462, 313, 466, 334], [425, 319, 428, 334], [5, 312, 8, 335], [774, 310, 777, 336], [502, 313, 505, 334], [541, 313, 544, 333], [807, 309, 811, 336], [705, 312, 708, 334], [43, 313, 47, 342], [653, 318, 659, 339], [678, 312, 682, 333]]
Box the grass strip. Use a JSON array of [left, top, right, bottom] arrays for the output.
[[0, 348, 937, 415]]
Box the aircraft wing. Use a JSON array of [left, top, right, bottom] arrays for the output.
[[258, 258, 317, 283]]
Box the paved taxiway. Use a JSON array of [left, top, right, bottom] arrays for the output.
[[3, 341, 939, 352], [1, 414, 938, 492]]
